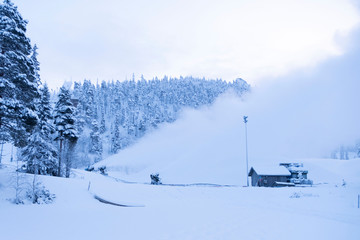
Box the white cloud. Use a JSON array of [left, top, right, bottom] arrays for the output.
[[14, 0, 360, 89]]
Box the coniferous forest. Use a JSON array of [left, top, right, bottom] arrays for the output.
[[70, 77, 250, 169]]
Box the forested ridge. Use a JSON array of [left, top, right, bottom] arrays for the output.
[[71, 77, 250, 167]]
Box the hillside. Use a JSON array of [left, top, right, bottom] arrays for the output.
[[69, 77, 249, 165]]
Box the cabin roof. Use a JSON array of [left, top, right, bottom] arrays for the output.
[[248, 165, 291, 176], [287, 166, 308, 173], [280, 163, 303, 168]]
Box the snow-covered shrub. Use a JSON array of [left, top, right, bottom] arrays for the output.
[[9, 171, 55, 204], [150, 173, 162, 185], [290, 192, 319, 198], [290, 192, 302, 198], [11, 197, 25, 205], [27, 184, 56, 204]]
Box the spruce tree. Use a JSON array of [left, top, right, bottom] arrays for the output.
[[21, 126, 57, 176], [38, 84, 54, 136], [89, 119, 102, 163], [111, 122, 121, 154], [21, 84, 57, 175], [99, 110, 106, 134], [54, 87, 78, 177], [0, 0, 39, 147]]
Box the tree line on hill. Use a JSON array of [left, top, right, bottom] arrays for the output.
[[71, 77, 250, 168]]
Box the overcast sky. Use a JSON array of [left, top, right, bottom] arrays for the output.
[[12, 0, 360, 90]]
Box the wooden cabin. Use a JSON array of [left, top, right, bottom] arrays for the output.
[[248, 165, 292, 187]]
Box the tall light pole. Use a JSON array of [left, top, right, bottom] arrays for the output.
[[243, 116, 249, 187]]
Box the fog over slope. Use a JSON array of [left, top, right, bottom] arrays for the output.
[[249, 27, 360, 159], [97, 29, 360, 185]]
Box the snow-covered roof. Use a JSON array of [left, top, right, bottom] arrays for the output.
[[287, 166, 308, 173], [249, 165, 290, 176], [280, 163, 303, 168]]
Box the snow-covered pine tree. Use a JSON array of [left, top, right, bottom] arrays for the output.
[[38, 84, 54, 136], [19, 47, 57, 203], [99, 110, 106, 134], [89, 119, 102, 163], [21, 127, 57, 175], [111, 113, 121, 154], [73, 83, 86, 135], [0, 0, 40, 147], [31, 45, 40, 85], [54, 87, 78, 177], [21, 83, 58, 176], [81, 80, 97, 125]]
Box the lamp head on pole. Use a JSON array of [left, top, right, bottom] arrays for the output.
[[243, 116, 248, 124]]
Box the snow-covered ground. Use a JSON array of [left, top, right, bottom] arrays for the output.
[[0, 157, 359, 240], [1, 93, 359, 240]]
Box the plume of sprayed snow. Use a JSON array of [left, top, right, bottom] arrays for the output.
[[99, 70, 359, 185], [98, 29, 360, 185]]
